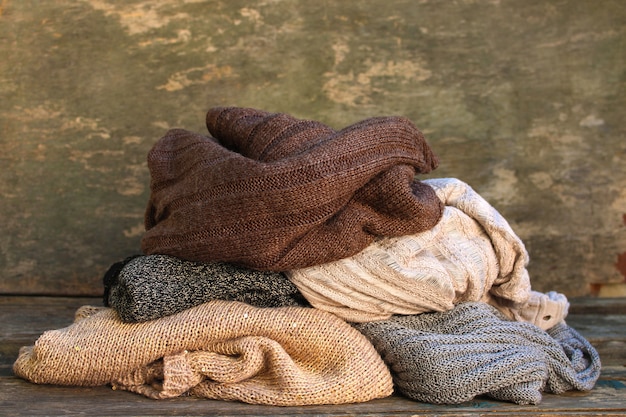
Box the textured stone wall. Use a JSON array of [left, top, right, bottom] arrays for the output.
[[1, 0, 625, 296]]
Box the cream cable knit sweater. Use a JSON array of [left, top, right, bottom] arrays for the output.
[[288, 178, 568, 329]]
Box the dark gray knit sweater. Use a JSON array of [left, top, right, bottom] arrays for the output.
[[103, 255, 309, 322]]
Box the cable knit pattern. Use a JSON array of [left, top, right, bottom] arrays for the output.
[[288, 178, 568, 329], [141, 106, 443, 270], [13, 301, 393, 406], [353, 302, 601, 405], [103, 254, 309, 323]]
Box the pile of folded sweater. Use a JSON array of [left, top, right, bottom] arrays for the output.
[[14, 107, 601, 406]]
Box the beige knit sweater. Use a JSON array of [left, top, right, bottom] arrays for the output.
[[13, 301, 393, 405], [287, 178, 568, 329]]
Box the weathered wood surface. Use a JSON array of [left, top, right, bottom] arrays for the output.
[[1, 0, 625, 297], [1, 378, 626, 417], [1, 296, 625, 416]]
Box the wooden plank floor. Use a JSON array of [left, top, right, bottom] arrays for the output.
[[1, 296, 625, 416]]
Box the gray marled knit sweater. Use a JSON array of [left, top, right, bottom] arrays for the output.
[[103, 255, 309, 323], [353, 302, 600, 405]]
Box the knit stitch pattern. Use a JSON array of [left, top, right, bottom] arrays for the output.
[[13, 301, 393, 406], [288, 178, 568, 329], [354, 302, 601, 405], [141, 106, 443, 270], [104, 254, 309, 322]]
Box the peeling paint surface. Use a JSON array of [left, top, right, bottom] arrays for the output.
[[1, 0, 625, 295]]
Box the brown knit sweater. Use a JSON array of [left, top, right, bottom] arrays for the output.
[[141, 107, 443, 270]]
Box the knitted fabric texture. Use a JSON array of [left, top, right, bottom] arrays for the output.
[[287, 177, 568, 329], [353, 302, 601, 405], [104, 254, 309, 323], [13, 301, 393, 406], [141, 106, 444, 270]]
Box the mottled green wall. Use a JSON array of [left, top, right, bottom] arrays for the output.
[[1, 0, 625, 296]]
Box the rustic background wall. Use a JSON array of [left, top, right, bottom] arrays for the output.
[[1, 0, 625, 297]]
